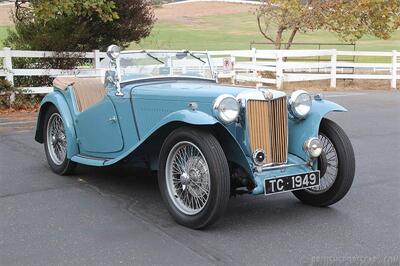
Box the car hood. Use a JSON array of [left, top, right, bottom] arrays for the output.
[[127, 80, 255, 103]]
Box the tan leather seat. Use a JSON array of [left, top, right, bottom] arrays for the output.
[[53, 76, 106, 112]]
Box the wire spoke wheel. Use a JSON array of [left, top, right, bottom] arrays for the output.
[[166, 141, 211, 215], [292, 118, 355, 207], [46, 113, 67, 165], [307, 133, 338, 194]]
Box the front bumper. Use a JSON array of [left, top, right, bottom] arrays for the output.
[[251, 154, 315, 195]]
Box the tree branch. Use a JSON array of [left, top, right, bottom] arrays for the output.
[[257, 14, 275, 44], [275, 26, 285, 49], [285, 27, 299, 49]]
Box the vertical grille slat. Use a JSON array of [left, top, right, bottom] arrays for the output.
[[247, 97, 288, 165]]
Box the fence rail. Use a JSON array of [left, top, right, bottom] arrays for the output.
[[0, 47, 398, 94], [209, 48, 398, 90]]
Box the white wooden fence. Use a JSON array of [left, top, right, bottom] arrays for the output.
[[209, 49, 399, 90], [0, 48, 107, 94], [0, 47, 398, 94]]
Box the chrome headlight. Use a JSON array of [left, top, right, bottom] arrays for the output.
[[213, 94, 240, 124], [288, 90, 312, 119]]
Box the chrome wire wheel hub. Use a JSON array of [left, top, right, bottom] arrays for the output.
[[307, 133, 338, 194], [46, 113, 67, 165], [166, 141, 210, 215]]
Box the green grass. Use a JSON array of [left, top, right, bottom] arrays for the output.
[[0, 26, 12, 48], [132, 12, 400, 51], [131, 12, 400, 62]]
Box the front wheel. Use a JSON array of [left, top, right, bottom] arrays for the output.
[[293, 118, 355, 206], [158, 127, 230, 229]]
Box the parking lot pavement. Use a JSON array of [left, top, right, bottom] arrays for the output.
[[1, 90, 399, 266]]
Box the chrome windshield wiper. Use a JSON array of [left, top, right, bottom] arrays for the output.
[[143, 50, 164, 64], [184, 50, 206, 64]]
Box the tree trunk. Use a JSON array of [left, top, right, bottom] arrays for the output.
[[275, 27, 285, 49], [285, 28, 299, 49]]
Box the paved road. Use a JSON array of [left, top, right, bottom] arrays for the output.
[[1, 91, 399, 266]]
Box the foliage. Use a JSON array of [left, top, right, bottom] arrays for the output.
[[0, 79, 40, 111], [6, 0, 155, 52], [256, 0, 400, 49], [0, 79, 13, 93], [26, 0, 118, 23], [256, 0, 331, 49], [325, 0, 400, 43], [3, 0, 155, 88]]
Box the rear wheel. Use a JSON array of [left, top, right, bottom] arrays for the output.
[[158, 127, 230, 229], [43, 105, 76, 175], [292, 118, 355, 206]]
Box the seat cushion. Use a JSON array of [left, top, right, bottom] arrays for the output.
[[53, 77, 106, 112]]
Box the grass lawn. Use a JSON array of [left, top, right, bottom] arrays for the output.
[[0, 26, 11, 48], [132, 12, 400, 51], [131, 12, 400, 62]]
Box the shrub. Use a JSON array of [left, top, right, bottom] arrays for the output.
[[0, 79, 41, 111], [5, 0, 155, 52]]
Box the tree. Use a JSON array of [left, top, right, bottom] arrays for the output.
[[3, 0, 155, 87], [256, 0, 400, 49], [325, 0, 400, 43], [5, 0, 155, 51], [256, 0, 329, 49]]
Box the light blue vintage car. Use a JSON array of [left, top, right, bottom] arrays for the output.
[[35, 45, 355, 229]]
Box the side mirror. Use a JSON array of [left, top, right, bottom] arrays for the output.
[[105, 45, 123, 96], [106, 45, 121, 61], [104, 70, 123, 96], [104, 70, 117, 88]]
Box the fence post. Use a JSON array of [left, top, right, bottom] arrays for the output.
[[3, 47, 13, 85], [93, 49, 101, 69], [276, 51, 283, 90], [330, 49, 337, 89], [391, 50, 397, 90], [3, 47, 15, 106], [251, 47, 257, 75], [230, 55, 236, 85]]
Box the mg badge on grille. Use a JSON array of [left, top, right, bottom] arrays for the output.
[[262, 90, 273, 100]]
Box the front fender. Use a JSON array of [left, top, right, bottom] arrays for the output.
[[35, 91, 79, 158], [288, 99, 347, 161], [157, 109, 220, 127], [103, 109, 252, 178]]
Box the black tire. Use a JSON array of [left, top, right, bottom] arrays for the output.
[[43, 105, 76, 175], [292, 118, 355, 207], [158, 127, 230, 229]]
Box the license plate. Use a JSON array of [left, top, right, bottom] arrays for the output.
[[264, 171, 320, 195]]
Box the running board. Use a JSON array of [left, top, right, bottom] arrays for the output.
[[71, 155, 110, 166]]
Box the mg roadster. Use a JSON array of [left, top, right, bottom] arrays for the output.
[[35, 45, 355, 229]]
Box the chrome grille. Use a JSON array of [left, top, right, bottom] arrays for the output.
[[247, 97, 288, 165]]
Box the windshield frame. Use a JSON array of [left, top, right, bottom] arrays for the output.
[[116, 50, 216, 84]]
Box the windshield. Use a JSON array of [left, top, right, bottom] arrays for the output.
[[118, 51, 214, 82]]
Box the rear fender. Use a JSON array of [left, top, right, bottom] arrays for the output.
[[288, 99, 347, 161], [35, 91, 78, 158]]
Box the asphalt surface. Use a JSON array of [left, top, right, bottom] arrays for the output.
[[1, 91, 399, 266]]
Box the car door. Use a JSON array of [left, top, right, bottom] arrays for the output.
[[75, 96, 124, 155]]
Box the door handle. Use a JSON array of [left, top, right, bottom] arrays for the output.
[[108, 116, 118, 123]]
